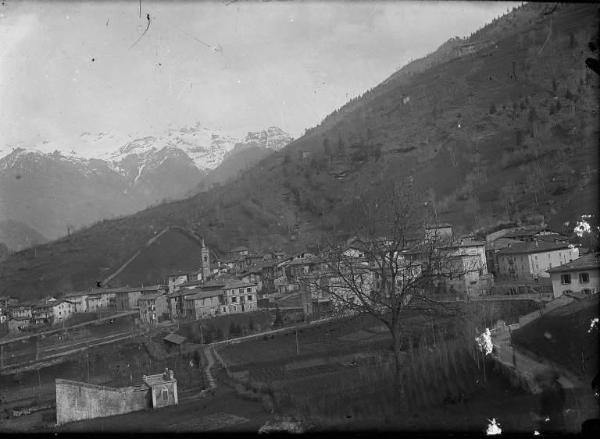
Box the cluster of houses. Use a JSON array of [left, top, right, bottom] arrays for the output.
[[1, 224, 598, 336]]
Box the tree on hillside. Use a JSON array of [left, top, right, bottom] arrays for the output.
[[299, 180, 468, 391], [336, 134, 346, 156]]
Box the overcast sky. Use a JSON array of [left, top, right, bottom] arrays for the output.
[[0, 0, 518, 156]]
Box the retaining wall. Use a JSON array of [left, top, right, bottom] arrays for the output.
[[55, 378, 150, 425]]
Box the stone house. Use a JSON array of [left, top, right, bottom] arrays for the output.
[[138, 293, 169, 326], [111, 287, 143, 311], [496, 241, 579, 281], [439, 238, 493, 297], [32, 302, 54, 325], [183, 289, 224, 320], [8, 317, 31, 333], [9, 303, 33, 320], [547, 253, 599, 298], [485, 238, 523, 278], [63, 292, 88, 313], [229, 246, 249, 258], [85, 290, 117, 312], [51, 300, 76, 324], [223, 280, 258, 314]]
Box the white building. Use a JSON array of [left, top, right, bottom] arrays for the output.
[[496, 241, 579, 281], [547, 253, 599, 298], [51, 300, 76, 324], [223, 280, 258, 314]]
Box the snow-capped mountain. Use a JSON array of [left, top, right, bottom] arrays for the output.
[[111, 124, 292, 171], [0, 124, 292, 250]]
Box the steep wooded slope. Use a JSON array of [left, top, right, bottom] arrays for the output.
[[1, 3, 598, 300]]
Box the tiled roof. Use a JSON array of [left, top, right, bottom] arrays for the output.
[[186, 290, 224, 300], [425, 223, 453, 229], [485, 238, 524, 251], [163, 333, 186, 345], [497, 240, 572, 255], [546, 253, 600, 273], [178, 279, 206, 288]]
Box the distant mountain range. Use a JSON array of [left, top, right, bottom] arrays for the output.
[[0, 126, 292, 250]]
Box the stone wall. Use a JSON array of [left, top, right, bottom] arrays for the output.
[[55, 378, 150, 425]]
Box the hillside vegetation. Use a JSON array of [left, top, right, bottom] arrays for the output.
[[1, 3, 598, 300]]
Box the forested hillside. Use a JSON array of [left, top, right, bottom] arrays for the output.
[[1, 3, 598, 300]]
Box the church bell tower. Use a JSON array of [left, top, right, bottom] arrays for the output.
[[201, 238, 210, 282]]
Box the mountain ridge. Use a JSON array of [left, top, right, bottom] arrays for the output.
[[0, 126, 292, 249], [1, 2, 598, 300]]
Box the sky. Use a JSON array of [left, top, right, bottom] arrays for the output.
[[0, 0, 519, 157]]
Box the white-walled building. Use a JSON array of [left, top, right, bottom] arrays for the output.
[[51, 300, 76, 324], [223, 280, 258, 314], [496, 241, 579, 281], [547, 253, 599, 298]]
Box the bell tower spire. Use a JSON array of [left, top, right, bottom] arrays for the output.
[[201, 237, 210, 282]]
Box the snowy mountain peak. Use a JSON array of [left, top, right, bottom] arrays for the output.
[[242, 126, 294, 152]]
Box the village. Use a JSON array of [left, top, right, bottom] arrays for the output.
[[1, 222, 596, 337]]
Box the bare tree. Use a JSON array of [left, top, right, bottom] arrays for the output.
[[300, 181, 470, 391]]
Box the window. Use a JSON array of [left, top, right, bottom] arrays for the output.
[[239, 288, 244, 294], [247, 288, 252, 292], [560, 274, 571, 285], [232, 297, 237, 303], [582, 289, 592, 295], [162, 389, 169, 401], [247, 295, 253, 301], [579, 273, 590, 283]]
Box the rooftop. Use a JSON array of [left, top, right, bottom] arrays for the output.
[[497, 240, 572, 256], [425, 223, 453, 229], [64, 286, 141, 298], [163, 333, 186, 345], [186, 290, 224, 300], [485, 238, 524, 251], [143, 371, 175, 386], [547, 253, 600, 273]]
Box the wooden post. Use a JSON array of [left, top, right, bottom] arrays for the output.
[[35, 336, 39, 360], [295, 328, 300, 355]]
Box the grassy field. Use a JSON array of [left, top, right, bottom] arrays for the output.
[[512, 295, 599, 380], [213, 298, 598, 432]]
